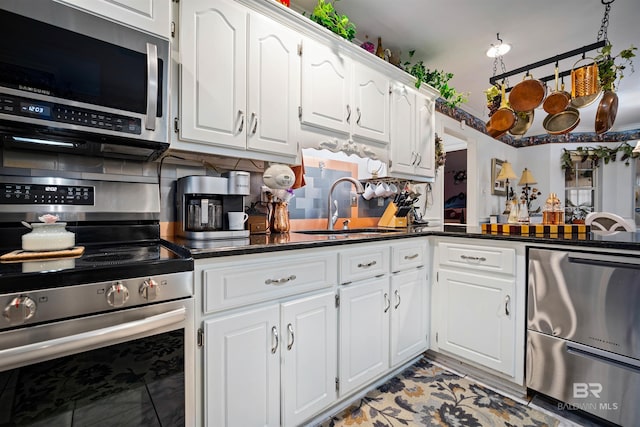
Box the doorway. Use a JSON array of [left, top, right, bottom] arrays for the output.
[[443, 140, 467, 224]]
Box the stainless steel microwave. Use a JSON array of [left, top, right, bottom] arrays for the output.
[[0, 1, 170, 161]]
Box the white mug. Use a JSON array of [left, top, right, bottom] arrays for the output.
[[362, 182, 376, 200], [374, 182, 390, 198], [386, 183, 398, 198], [228, 212, 249, 230]]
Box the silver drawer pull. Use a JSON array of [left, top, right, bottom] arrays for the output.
[[383, 293, 390, 313], [271, 326, 279, 354], [394, 289, 401, 309], [265, 275, 297, 285], [460, 255, 486, 262], [287, 323, 295, 350], [404, 253, 419, 260], [357, 261, 377, 268], [504, 295, 511, 316]]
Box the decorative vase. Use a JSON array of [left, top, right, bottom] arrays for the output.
[[272, 202, 290, 233]]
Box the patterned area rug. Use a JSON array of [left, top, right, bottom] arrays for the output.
[[319, 357, 559, 427]]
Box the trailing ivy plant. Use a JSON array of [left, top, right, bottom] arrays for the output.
[[595, 43, 637, 91], [403, 51, 468, 108], [560, 141, 638, 172], [309, 0, 356, 41]]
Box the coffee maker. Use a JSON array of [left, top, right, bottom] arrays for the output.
[[176, 173, 250, 239]]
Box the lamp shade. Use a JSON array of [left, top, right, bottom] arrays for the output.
[[496, 161, 517, 181], [518, 168, 537, 185], [633, 140, 640, 154]]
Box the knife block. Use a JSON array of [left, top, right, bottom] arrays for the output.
[[377, 202, 408, 228]]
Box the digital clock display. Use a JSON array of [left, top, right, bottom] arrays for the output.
[[20, 102, 51, 118]]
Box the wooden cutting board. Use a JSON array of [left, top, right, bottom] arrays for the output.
[[0, 246, 85, 262]]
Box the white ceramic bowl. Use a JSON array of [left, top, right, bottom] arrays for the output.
[[22, 223, 75, 252]]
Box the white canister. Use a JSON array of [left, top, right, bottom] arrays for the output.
[[22, 223, 75, 251]]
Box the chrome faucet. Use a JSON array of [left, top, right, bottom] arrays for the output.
[[327, 177, 365, 230]]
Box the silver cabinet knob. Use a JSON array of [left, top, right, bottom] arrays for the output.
[[3, 296, 36, 324], [139, 278, 159, 300], [106, 282, 130, 307]]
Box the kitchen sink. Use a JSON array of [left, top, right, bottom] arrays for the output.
[[295, 228, 404, 237]]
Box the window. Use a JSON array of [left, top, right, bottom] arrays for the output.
[[564, 153, 596, 223]]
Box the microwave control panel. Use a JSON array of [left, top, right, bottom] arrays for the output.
[[0, 94, 141, 135], [1, 183, 95, 205]]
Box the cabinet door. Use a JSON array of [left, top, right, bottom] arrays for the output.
[[389, 85, 416, 175], [204, 305, 280, 427], [438, 269, 515, 376], [390, 269, 429, 367], [55, 0, 171, 38], [247, 13, 299, 156], [339, 277, 389, 396], [281, 292, 337, 427], [414, 94, 435, 178], [180, 0, 247, 149], [300, 38, 351, 134], [352, 63, 390, 143]]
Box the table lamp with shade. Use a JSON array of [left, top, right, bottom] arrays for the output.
[[496, 161, 517, 215], [518, 167, 541, 212]]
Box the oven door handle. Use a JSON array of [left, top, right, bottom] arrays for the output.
[[145, 42, 159, 131], [0, 308, 185, 372]]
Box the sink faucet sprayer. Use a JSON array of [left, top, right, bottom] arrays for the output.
[[327, 177, 365, 230]]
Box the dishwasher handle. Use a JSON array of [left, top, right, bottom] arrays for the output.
[[568, 254, 640, 270]]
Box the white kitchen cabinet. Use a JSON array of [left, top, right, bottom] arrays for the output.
[[390, 268, 428, 367], [435, 241, 517, 377], [300, 38, 351, 134], [204, 291, 336, 427], [300, 40, 390, 145], [389, 83, 436, 179], [54, 0, 171, 38], [179, 0, 299, 158], [281, 292, 337, 427], [204, 304, 280, 427], [338, 276, 390, 396], [338, 239, 429, 395]]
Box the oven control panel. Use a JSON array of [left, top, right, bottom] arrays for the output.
[[1, 183, 94, 205]]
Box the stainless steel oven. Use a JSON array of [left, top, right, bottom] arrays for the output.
[[0, 176, 195, 426], [527, 247, 640, 426], [0, 0, 170, 160]]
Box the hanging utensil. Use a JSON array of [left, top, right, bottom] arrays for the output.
[[543, 66, 571, 114], [543, 106, 581, 135], [508, 73, 546, 112], [509, 110, 535, 137], [570, 57, 602, 108], [595, 90, 619, 134], [487, 84, 516, 134]]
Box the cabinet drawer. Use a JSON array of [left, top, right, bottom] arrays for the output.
[[438, 242, 515, 276], [339, 244, 389, 284], [391, 240, 427, 272], [203, 252, 336, 313]]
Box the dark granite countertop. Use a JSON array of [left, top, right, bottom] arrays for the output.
[[162, 225, 640, 259]]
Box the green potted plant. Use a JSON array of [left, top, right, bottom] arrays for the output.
[[309, 0, 356, 41], [403, 51, 468, 108], [595, 43, 636, 91]]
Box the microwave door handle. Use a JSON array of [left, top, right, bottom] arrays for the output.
[[0, 308, 185, 372], [145, 42, 158, 131]]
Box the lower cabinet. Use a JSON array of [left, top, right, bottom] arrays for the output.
[[204, 291, 337, 427], [338, 267, 428, 397]]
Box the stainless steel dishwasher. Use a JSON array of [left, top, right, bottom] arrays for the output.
[[527, 247, 640, 426]]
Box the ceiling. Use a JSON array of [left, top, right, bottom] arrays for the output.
[[291, 0, 640, 138]]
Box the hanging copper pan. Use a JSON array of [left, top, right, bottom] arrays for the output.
[[509, 110, 534, 137], [487, 84, 516, 134], [543, 67, 571, 114], [543, 107, 580, 135], [595, 90, 618, 134], [485, 120, 507, 139], [508, 73, 546, 112]]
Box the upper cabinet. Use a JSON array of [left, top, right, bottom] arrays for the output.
[[177, 0, 299, 160], [389, 83, 436, 179], [300, 40, 390, 145], [54, 0, 171, 38]]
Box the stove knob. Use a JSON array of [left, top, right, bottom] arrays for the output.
[[106, 282, 130, 307], [3, 296, 36, 324], [139, 278, 159, 300]]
